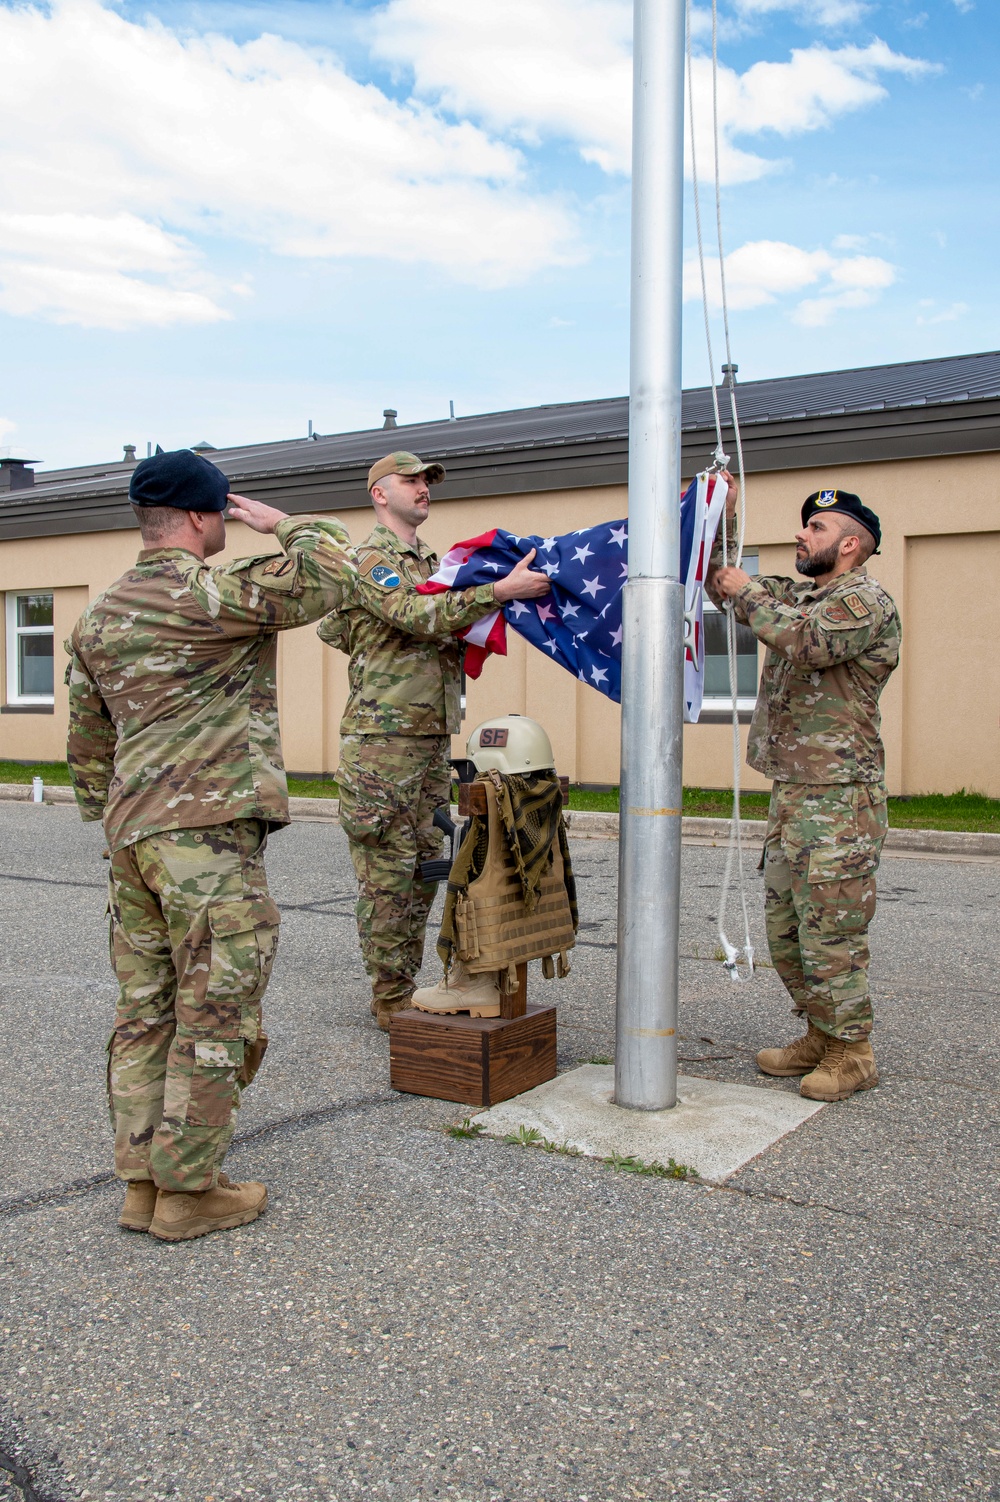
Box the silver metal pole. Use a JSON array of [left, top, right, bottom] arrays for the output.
[[615, 0, 687, 1111]]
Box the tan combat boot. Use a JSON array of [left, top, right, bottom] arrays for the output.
[[756, 1020, 827, 1078], [411, 962, 502, 1019], [148, 1179, 267, 1241], [119, 1180, 157, 1232], [800, 1037, 878, 1102], [374, 1000, 411, 1033]]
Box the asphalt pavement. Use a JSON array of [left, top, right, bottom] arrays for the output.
[[0, 800, 997, 1502]]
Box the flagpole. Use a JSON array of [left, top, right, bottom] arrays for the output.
[[615, 0, 686, 1111]]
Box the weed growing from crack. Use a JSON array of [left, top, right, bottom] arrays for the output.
[[447, 1120, 697, 1183], [604, 1151, 697, 1180]]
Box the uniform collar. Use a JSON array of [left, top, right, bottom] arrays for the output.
[[136, 547, 202, 564], [367, 521, 435, 562], [799, 563, 868, 600]]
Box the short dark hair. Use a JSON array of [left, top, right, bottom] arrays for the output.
[[835, 515, 876, 565], [131, 503, 187, 544]]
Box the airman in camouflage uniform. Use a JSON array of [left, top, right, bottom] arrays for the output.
[[318, 451, 549, 1029], [66, 449, 356, 1238], [710, 482, 900, 1102]]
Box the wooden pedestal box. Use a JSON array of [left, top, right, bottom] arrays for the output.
[[389, 1004, 557, 1108]]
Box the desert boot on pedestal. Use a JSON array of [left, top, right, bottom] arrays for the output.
[[411, 962, 502, 1019]]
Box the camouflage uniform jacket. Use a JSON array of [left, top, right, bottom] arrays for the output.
[[710, 516, 900, 783], [318, 522, 498, 736], [66, 517, 357, 851]]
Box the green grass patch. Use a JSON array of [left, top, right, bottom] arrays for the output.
[[0, 759, 73, 785], [2, 760, 996, 834], [569, 785, 1000, 834], [287, 775, 339, 799]]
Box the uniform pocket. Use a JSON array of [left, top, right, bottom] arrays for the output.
[[807, 842, 877, 884], [207, 897, 281, 1019], [208, 896, 280, 938], [806, 874, 873, 936], [338, 791, 393, 848], [187, 1038, 245, 1126]]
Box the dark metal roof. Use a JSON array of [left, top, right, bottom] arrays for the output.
[[3, 350, 999, 540]]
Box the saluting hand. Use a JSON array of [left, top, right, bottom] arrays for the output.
[[227, 493, 289, 535], [492, 548, 552, 603]]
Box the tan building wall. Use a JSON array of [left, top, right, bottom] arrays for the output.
[[2, 453, 998, 795]]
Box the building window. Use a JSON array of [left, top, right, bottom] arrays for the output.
[[5, 592, 55, 704], [702, 553, 758, 712]]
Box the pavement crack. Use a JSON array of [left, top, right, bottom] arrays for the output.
[[0, 1168, 117, 1218], [0, 871, 104, 892], [717, 1179, 998, 1237], [0, 1443, 58, 1502], [230, 1091, 407, 1150], [0, 1094, 406, 1220]]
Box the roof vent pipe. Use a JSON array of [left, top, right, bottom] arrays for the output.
[[0, 458, 36, 491], [123, 444, 137, 464], [382, 408, 398, 429], [449, 400, 456, 421], [721, 363, 738, 385]]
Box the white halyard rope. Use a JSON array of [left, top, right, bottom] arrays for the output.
[[686, 0, 754, 982]]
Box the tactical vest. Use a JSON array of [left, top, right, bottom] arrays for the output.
[[454, 772, 576, 986]]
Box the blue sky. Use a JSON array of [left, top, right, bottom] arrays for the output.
[[0, 0, 995, 470]]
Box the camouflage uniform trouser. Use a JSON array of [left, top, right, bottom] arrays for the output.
[[107, 820, 280, 1193], [763, 782, 888, 1042], [337, 734, 451, 1011]]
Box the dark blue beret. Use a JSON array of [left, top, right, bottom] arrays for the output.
[[129, 449, 230, 512], [802, 488, 881, 552]]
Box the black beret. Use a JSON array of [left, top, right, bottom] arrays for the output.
[[129, 449, 230, 512], [802, 488, 881, 552]]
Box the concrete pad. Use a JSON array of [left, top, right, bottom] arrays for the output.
[[472, 1063, 825, 1183]]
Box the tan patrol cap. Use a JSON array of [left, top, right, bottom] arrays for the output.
[[367, 451, 446, 492]]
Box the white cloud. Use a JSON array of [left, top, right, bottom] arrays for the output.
[[373, 3, 933, 186], [0, 211, 226, 328], [916, 300, 970, 326], [685, 238, 895, 324], [0, 0, 578, 330], [372, 0, 634, 173], [732, 0, 871, 25]]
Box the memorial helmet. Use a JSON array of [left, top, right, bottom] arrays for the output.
[[467, 714, 555, 776]]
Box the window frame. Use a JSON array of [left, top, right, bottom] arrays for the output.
[[701, 552, 759, 715], [5, 590, 56, 706]]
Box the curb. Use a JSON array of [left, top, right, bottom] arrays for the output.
[[2, 783, 997, 858]]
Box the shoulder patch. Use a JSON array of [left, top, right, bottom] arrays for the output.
[[842, 591, 872, 621], [368, 563, 401, 590], [260, 557, 294, 578], [356, 550, 381, 578]]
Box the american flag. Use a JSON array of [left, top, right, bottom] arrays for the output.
[[418, 471, 727, 722]]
